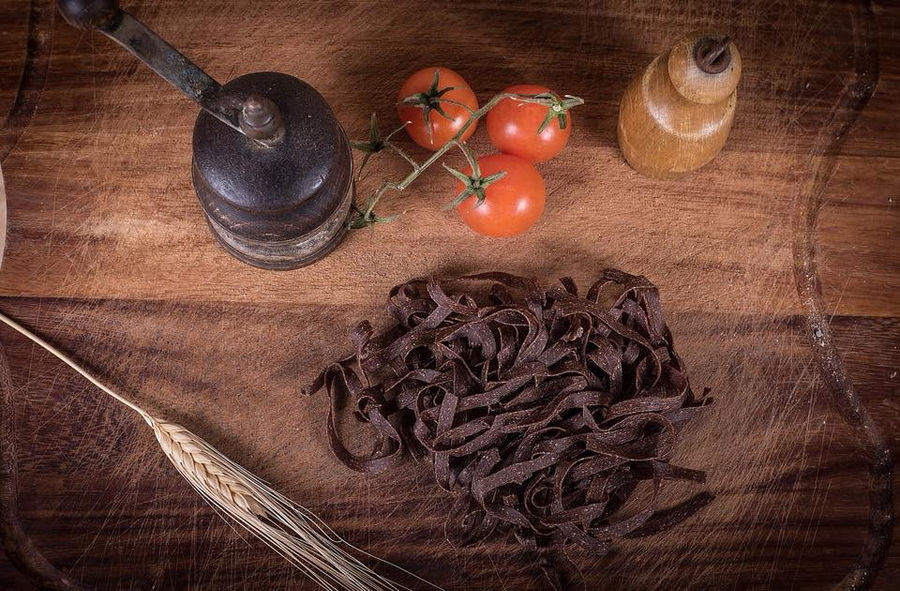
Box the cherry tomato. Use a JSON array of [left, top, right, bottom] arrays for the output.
[[486, 84, 572, 163], [456, 154, 545, 237], [397, 67, 479, 150]]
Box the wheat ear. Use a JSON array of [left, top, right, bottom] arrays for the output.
[[0, 311, 433, 591]]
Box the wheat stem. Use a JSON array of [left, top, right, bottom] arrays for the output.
[[0, 310, 434, 591], [0, 312, 150, 420]]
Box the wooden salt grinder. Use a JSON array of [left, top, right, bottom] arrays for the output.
[[617, 32, 742, 178]]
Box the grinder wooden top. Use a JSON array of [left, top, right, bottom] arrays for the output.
[[668, 32, 742, 104], [0, 1, 898, 589]]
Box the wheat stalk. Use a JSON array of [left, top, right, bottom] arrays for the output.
[[0, 311, 435, 591]]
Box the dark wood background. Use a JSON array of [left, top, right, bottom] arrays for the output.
[[0, 0, 898, 589]]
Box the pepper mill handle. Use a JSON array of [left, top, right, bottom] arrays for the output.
[[55, 0, 282, 142], [57, 0, 120, 30]]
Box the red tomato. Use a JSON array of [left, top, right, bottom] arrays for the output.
[[397, 67, 479, 150], [486, 84, 573, 163], [456, 154, 545, 237]]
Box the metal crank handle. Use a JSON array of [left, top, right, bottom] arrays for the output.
[[56, 0, 282, 141]]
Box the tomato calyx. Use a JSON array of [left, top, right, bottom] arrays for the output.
[[397, 69, 463, 145], [351, 113, 386, 154], [442, 142, 506, 209], [349, 198, 400, 230], [351, 113, 411, 180], [513, 92, 585, 133], [444, 166, 507, 209]]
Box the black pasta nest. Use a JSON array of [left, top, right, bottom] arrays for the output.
[[306, 270, 711, 557]]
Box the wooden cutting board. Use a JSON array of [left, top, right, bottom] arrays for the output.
[[0, 0, 898, 588]]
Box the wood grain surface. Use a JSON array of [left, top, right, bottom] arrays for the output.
[[0, 0, 898, 589]]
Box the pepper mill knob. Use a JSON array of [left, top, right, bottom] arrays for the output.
[[617, 32, 742, 178], [57, 0, 120, 29]]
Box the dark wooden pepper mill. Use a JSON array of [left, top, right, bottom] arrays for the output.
[[56, 0, 354, 269]]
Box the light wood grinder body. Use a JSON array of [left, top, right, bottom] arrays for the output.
[[618, 32, 742, 178]]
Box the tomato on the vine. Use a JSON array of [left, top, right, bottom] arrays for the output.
[[486, 84, 573, 163], [456, 154, 545, 237], [397, 67, 479, 151]]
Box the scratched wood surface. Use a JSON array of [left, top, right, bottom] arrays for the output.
[[0, 0, 898, 589]]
